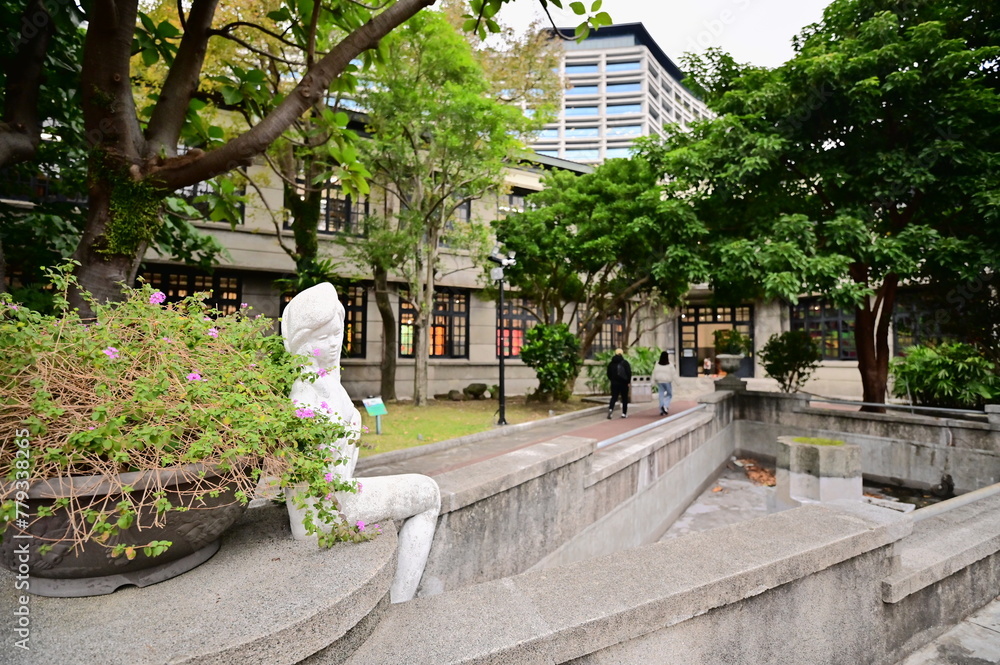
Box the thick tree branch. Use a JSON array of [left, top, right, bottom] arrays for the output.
[[81, 0, 145, 159], [212, 21, 302, 51], [151, 0, 437, 192], [208, 31, 302, 67], [145, 0, 221, 156], [0, 0, 54, 169]]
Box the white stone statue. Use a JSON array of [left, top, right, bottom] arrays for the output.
[[281, 283, 440, 603]]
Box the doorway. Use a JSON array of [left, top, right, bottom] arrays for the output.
[[678, 305, 754, 378]]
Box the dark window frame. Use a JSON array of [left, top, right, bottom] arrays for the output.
[[138, 266, 243, 315], [496, 296, 538, 359], [578, 306, 625, 358], [399, 288, 469, 359], [282, 181, 369, 236], [789, 298, 856, 361]]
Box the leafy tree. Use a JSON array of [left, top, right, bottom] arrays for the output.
[[639, 0, 1000, 408], [758, 330, 821, 393], [0, 0, 610, 314], [494, 156, 708, 359], [342, 11, 530, 406]]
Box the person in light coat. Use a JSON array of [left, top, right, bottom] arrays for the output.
[[652, 351, 678, 416]]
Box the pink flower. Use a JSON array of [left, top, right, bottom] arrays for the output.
[[186, 372, 202, 381], [240, 302, 248, 308], [249, 363, 257, 368], [88, 426, 95, 430], [357, 482, 363, 493], [203, 316, 212, 322], [325, 493, 334, 500], [103, 347, 119, 359], [312, 348, 322, 357], [149, 291, 166, 305], [295, 408, 315, 419], [372, 523, 381, 532], [316, 367, 329, 377], [161, 336, 173, 343], [10, 305, 18, 310], [324, 472, 335, 482], [207, 327, 219, 338], [356, 520, 366, 532], [320, 401, 330, 411], [362, 426, 370, 433]]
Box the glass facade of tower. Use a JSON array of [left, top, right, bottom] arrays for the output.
[[531, 24, 710, 164]]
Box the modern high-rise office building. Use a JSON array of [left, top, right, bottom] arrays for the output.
[[531, 23, 710, 164]]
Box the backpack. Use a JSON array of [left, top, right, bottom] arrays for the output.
[[616, 360, 630, 382]]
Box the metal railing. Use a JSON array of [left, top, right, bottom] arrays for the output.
[[596, 404, 708, 450], [912, 481, 1000, 522], [806, 397, 987, 420]]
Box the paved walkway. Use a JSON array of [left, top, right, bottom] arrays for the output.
[[359, 398, 697, 478]]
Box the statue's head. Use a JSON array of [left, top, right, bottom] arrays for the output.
[[281, 283, 346, 368]]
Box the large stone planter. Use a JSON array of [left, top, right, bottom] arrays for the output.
[[716, 353, 744, 373], [0, 463, 248, 597], [714, 353, 746, 391]]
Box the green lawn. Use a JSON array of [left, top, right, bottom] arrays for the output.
[[357, 396, 594, 457]]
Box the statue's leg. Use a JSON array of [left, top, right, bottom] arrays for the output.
[[338, 474, 440, 603], [390, 505, 437, 603]]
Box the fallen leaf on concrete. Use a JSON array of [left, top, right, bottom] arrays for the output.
[[738, 458, 777, 487], [712, 486, 723, 492]]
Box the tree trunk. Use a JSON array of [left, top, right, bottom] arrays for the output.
[[70, 171, 151, 314], [373, 267, 397, 401], [853, 274, 899, 412], [413, 319, 427, 406]]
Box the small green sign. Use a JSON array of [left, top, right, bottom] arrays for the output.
[[362, 397, 388, 416]]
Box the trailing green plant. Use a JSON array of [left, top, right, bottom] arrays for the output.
[[585, 346, 660, 394], [518, 323, 582, 402], [890, 343, 1000, 410], [758, 330, 821, 393], [0, 263, 370, 560], [713, 329, 752, 355]]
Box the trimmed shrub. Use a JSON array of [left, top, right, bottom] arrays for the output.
[[758, 330, 821, 393], [519, 323, 583, 402]]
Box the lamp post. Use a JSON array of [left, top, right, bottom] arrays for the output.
[[488, 246, 516, 426]]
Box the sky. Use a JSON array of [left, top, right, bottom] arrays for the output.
[[498, 0, 834, 69]]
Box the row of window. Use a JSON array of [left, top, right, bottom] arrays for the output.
[[565, 103, 643, 117], [790, 297, 946, 360], [139, 267, 949, 369], [567, 81, 643, 96], [536, 125, 644, 140], [138, 267, 627, 361], [565, 60, 641, 75], [536, 147, 632, 161]]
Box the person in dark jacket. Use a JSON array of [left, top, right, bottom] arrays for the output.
[[606, 348, 632, 419]]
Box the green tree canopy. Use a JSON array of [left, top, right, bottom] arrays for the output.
[[344, 10, 530, 405], [0, 0, 611, 313], [494, 156, 708, 359], [638, 0, 1000, 406]]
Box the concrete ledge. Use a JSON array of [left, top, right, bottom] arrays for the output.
[[797, 405, 992, 432], [697, 390, 736, 405], [586, 411, 715, 486], [345, 503, 910, 664], [883, 491, 1000, 603], [433, 435, 595, 514], [0, 504, 397, 664]]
